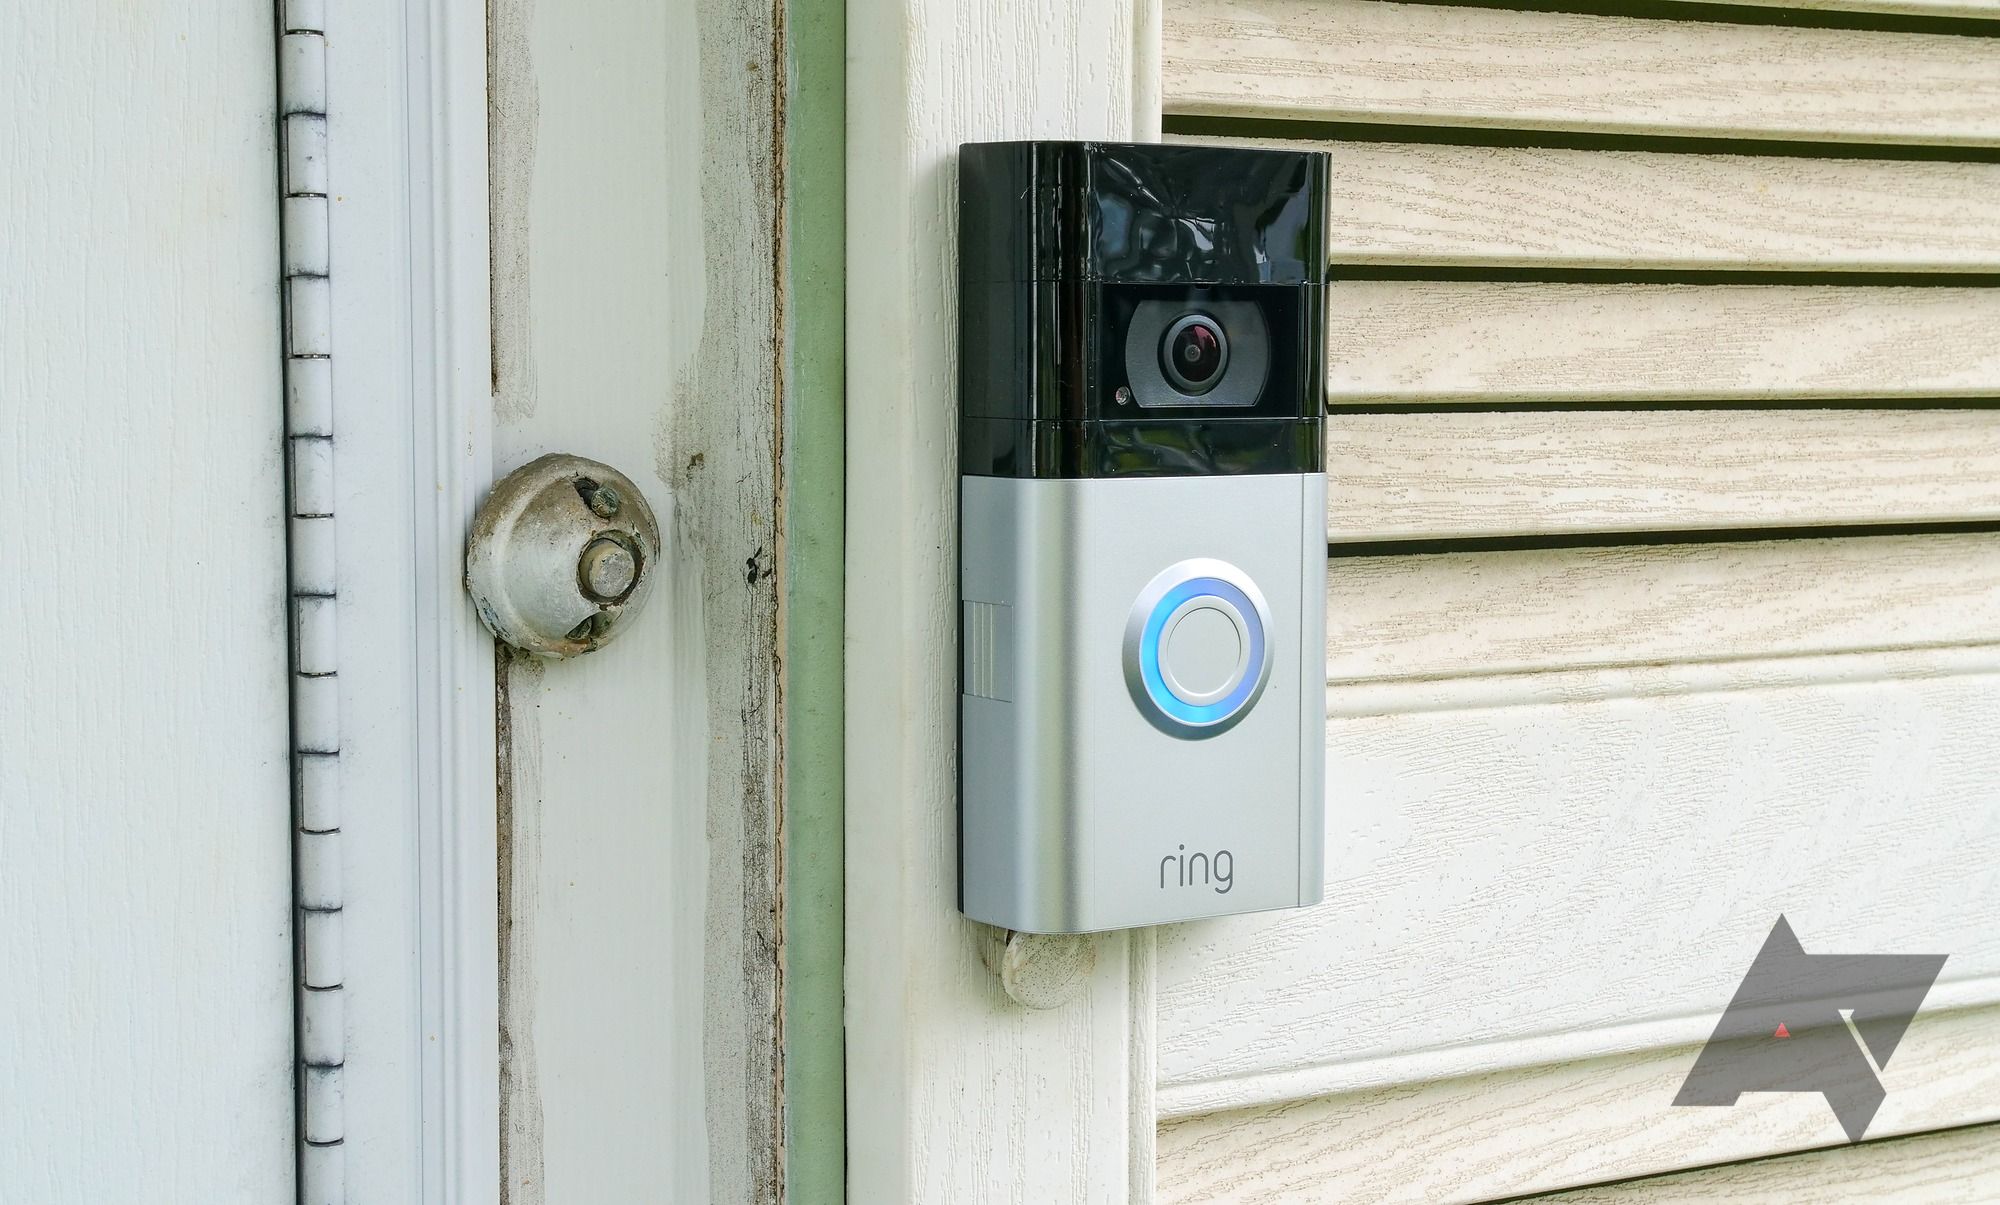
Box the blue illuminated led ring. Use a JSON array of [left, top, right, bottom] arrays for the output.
[[1122, 558, 1273, 739]]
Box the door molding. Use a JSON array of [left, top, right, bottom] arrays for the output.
[[842, 0, 1159, 1199], [306, 0, 499, 1196]]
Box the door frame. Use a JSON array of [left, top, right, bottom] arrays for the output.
[[842, 0, 1163, 1199], [320, 0, 853, 1195], [782, 0, 852, 1196]]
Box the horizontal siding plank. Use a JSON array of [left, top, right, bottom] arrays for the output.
[[1159, 670, 2000, 1104], [1156, 1003, 2000, 1203], [1327, 409, 2000, 540], [1163, 0, 2000, 144], [1660, 0, 2000, 19], [1328, 533, 2000, 682], [1172, 135, 2000, 271], [1533, 1122, 2000, 1203], [1329, 283, 2000, 403], [1152, 546, 2000, 1128], [1317, 144, 2000, 272], [1153, 669, 2000, 1110]]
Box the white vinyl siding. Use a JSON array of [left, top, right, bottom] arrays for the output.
[[1329, 410, 2000, 540], [1154, 0, 2000, 1198], [1164, 0, 2000, 143], [1318, 144, 2000, 273]]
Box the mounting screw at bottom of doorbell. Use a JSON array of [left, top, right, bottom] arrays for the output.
[[465, 453, 663, 658]]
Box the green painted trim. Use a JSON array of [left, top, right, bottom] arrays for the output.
[[781, 0, 846, 1193]]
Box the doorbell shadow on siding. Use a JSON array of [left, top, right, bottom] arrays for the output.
[[957, 141, 1329, 934]]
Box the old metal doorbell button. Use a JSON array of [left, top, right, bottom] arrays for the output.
[[465, 453, 664, 658]]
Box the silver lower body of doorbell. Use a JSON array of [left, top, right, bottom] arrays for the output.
[[959, 471, 1327, 934]]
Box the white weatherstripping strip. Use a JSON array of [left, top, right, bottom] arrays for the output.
[[279, 2, 343, 1200]]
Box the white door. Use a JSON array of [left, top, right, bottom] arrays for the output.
[[8, 1, 805, 1200], [845, 0, 2000, 1201], [0, 3, 295, 1200]]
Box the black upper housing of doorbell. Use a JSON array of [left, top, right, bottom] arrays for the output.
[[958, 141, 1329, 480]]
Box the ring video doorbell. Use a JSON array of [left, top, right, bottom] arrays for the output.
[[957, 141, 1329, 934]]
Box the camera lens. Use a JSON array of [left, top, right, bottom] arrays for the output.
[[1161, 314, 1229, 395]]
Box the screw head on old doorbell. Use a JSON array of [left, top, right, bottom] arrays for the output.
[[956, 141, 1330, 934]]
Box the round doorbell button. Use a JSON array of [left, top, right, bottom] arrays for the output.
[[1160, 598, 1250, 706], [1123, 558, 1274, 738]]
